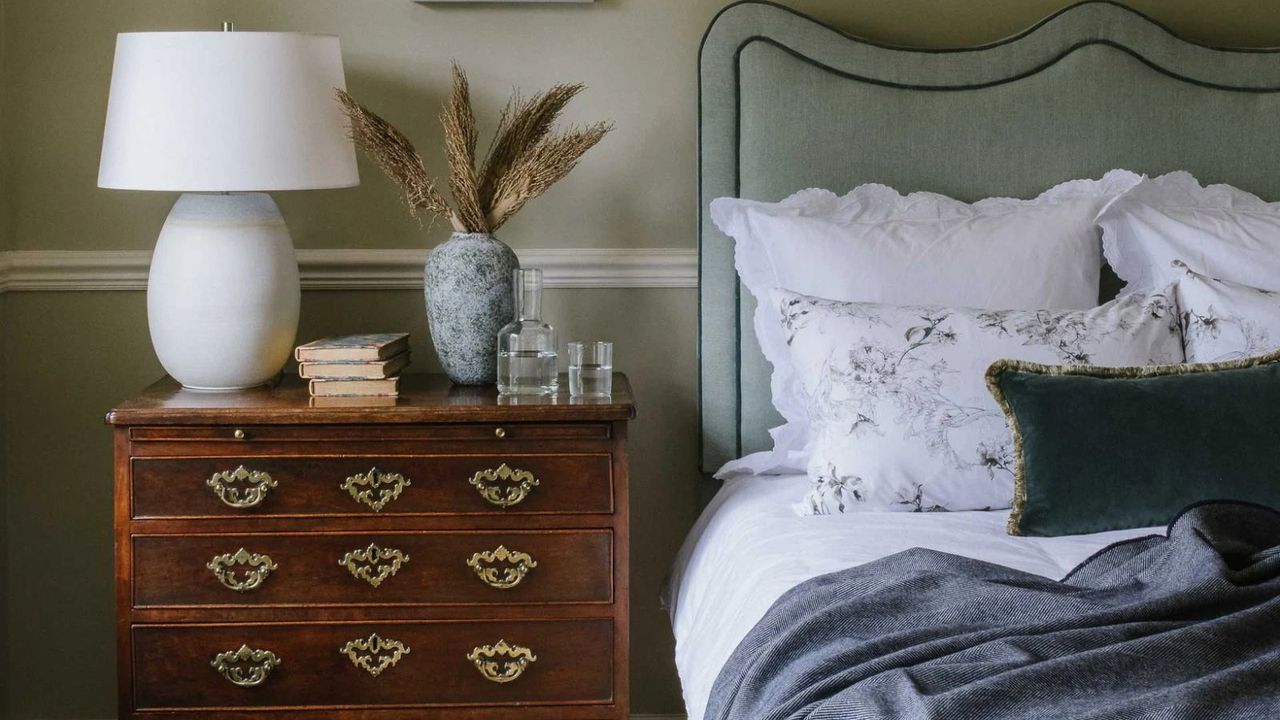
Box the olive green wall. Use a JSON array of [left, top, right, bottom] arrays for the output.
[[0, 293, 8, 720], [1, 4, 10, 718], [4, 1, 1280, 718]]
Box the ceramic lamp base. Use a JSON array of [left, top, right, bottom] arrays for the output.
[[148, 193, 301, 391]]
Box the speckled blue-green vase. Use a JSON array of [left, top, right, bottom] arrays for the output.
[[425, 232, 520, 385]]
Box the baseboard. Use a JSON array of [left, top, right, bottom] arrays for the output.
[[0, 247, 698, 293]]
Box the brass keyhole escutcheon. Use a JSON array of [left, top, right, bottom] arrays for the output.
[[340, 633, 411, 677], [339, 468, 410, 512]]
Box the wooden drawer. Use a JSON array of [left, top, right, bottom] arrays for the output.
[[130, 423, 612, 443], [131, 619, 614, 711], [131, 454, 613, 518], [133, 530, 613, 607]]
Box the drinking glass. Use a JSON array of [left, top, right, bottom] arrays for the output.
[[568, 341, 613, 398]]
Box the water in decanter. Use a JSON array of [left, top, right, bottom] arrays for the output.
[[497, 348, 559, 395]]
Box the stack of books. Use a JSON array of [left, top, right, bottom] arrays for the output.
[[296, 333, 410, 397]]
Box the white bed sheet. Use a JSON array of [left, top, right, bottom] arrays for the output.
[[666, 474, 1163, 720]]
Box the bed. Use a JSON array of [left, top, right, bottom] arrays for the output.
[[667, 475, 1160, 720], [676, 2, 1280, 718]]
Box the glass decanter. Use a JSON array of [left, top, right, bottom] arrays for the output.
[[496, 268, 559, 395]]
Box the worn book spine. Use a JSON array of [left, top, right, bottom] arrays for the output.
[[308, 377, 400, 397], [308, 395, 398, 408], [299, 353, 410, 380]]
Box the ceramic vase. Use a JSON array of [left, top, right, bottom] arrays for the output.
[[424, 232, 520, 385]]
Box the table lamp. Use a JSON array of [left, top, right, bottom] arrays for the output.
[[98, 24, 359, 390]]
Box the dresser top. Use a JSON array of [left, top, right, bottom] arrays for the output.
[[107, 373, 635, 426]]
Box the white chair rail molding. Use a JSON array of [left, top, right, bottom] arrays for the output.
[[0, 248, 697, 293]]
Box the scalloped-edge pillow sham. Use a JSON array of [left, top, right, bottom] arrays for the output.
[[1099, 171, 1280, 294], [710, 169, 1142, 478], [988, 349, 1280, 537], [775, 286, 1182, 516], [1173, 260, 1280, 363]]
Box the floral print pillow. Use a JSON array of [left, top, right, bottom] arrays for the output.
[[1174, 261, 1280, 363], [774, 287, 1184, 515]]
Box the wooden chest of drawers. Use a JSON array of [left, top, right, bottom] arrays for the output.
[[108, 375, 634, 720]]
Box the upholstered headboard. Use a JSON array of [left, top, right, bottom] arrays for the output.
[[698, 0, 1280, 473]]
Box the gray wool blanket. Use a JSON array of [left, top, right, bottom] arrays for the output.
[[706, 501, 1280, 720]]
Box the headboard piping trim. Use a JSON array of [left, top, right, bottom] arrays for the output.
[[701, 0, 1280, 58], [734, 36, 1280, 93]]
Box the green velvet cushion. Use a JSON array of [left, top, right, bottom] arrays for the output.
[[987, 350, 1280, 537]]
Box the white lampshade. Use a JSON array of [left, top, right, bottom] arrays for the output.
[[99, 32, 359, 192]]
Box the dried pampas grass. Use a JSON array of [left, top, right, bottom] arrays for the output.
[[337, 90, 453, 223], [479, 83, 583, 211], [339, 64, 612, 235], [487, 121, 612, 231], [440, 64, 486, 233]]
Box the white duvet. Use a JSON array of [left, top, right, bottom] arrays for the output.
[[666, 474, 1163, 720]]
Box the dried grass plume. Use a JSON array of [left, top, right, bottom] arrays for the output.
[[339, 65, 612, 234]]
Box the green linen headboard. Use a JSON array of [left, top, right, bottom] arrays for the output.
[[698, 0, 1280, 474]]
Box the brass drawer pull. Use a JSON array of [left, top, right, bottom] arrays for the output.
[[211, 645, 281, 687], [340, 633, 411, 677], [466, 545, 537, 590], [340, 467, 410, 512], [466, 639, 537, 684], [340, 543, 410, 588], [207, 548, 278, 592], [468, 464, 540, 508], [207, 466, 278, 509]]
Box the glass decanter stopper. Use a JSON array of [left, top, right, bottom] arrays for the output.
[[496, 268, 558, 395]]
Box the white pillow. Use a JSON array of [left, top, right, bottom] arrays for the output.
[[1099, 171, 1280, 293], [710, 170, 1141, 478], [772, 287, 1184, 515], [1174, 261, 1280, 363]]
